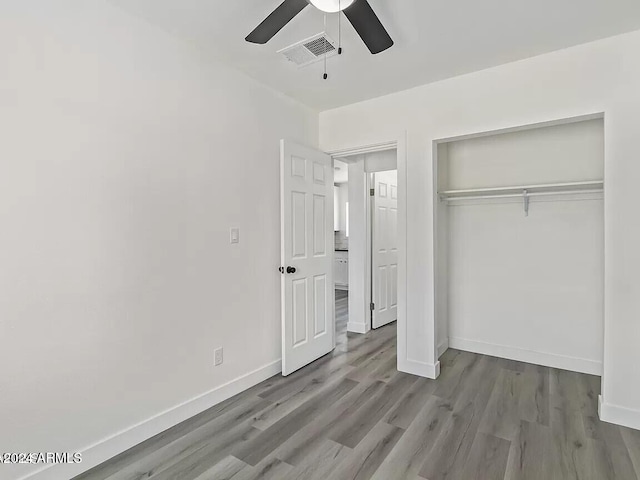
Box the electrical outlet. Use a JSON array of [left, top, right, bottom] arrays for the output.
[[214, 347, 223, 366]]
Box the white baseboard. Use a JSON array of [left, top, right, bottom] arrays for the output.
[[599, 395, 640, 431], [448, 337, 602, 376], [437, 338, 449, 358], [347, 322, 368, 334], [399, 358, 440, 379], [19, 360, 282, 480]]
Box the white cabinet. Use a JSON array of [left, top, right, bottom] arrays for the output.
[[334, 250, 349, 289]]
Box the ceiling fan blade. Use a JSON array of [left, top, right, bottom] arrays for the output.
[[343, 0, 393, 54], [246, 0, 309, 44]]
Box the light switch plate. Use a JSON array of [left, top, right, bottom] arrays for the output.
[[230, 228, 240, 244]]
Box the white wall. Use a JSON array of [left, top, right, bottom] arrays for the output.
[[347, 158, 368, 333], [320, 29, 640, 430], [442, 120, 604, 375], [0, 2, 317, 479], [337, 183, 349, 233], [435, 143, 450, 357], [445, 120, 605, 188], [365, 149, 397, 173]]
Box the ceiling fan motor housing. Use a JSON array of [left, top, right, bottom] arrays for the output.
[[307, 0, 355, 13]]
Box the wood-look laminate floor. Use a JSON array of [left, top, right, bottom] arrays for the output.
[[77, 290, 640, 480]]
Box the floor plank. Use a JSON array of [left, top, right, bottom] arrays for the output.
[[460, 432, 511, 480], [231, 456, 294, 480], [518, 364, 550, 426], [329, 373, 416, 448], [384, 377, 437, 430], [191, 455, 247, 480], [233, 377, 357, 466], [280, 439, 350, 480], [371, 395, 451, 480], [622, 428, 640, 478], [478, 368, 526, 441], [274, 379, 386, 467], [418, 399, 482, 480], [330, 421, 404, 480], [548, 403, 591, 480], [504, 420, 550, 480]]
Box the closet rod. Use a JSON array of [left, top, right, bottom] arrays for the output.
[[442, 189, 604, 202], [438, 180, 603, 200]]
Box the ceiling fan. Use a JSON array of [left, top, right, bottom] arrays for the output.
[[245, 0, 393, 54]]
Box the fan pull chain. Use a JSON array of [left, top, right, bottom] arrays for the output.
[[338, 0, 342, 54], [323, 13, 328, 79]]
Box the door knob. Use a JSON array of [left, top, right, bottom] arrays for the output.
[[286, 266, 296, 274], [279, 266, 285, 274]]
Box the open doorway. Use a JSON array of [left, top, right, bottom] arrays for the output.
[[333, 159, 350, 346], [279, 139, 405, 377], [332, 149, 398, 342]]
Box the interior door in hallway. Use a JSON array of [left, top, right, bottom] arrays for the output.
[[280, 140, 334, 375], [372, 170, 398, 329]]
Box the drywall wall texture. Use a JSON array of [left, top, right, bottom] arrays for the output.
[[443, 120, 604, 374], [320, 29, 640, 429], [0, 1, 317, 479]]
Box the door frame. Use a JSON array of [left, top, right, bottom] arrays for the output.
[[326, 133, 408, 365]]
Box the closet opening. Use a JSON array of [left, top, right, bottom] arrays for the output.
[[434, 115, 605, 377]]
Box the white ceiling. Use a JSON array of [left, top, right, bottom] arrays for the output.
[[109, 0, 640, 110]]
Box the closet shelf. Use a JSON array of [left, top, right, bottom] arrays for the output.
[[438, 180, 603, 201]]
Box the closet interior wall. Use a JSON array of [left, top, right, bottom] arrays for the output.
[[435, 118, 605, 375]]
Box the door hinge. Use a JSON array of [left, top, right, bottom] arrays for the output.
[[370, 302, 375, 311], [370, 188, 375, 196]]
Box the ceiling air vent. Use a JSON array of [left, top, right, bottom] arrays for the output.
[[278, 33, 338, 67]]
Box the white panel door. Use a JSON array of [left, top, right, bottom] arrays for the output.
[[281, 140, 334, 376], [372, 170, 398, 329]]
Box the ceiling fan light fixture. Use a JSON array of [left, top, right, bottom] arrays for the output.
[[246, 0, 393, 55], [308, 0, 355, 13]]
